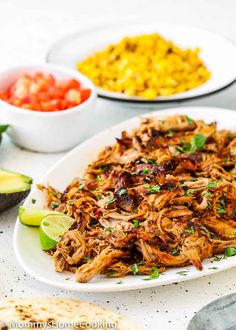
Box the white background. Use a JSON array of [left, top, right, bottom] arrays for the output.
[[0, 1, 236, 329]]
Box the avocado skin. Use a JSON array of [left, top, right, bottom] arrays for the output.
[[0, 189, 30, 212]]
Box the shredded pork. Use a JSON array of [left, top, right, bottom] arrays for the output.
[[38, 115, 236, 282]]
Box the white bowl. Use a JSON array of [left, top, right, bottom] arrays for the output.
[[0, 64, 96, 152]]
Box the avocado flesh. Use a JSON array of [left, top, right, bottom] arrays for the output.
[[0, 169, 32, 212]]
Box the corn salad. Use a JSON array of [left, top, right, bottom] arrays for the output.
[[77, 33, 210, 99]]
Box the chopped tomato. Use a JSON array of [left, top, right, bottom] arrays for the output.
[[81, 89, 91, 102], [0, 72, 91, 112]]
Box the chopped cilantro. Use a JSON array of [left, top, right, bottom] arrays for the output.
[[105, 226, 114, 233], [208, 267, 218, 270], [78, 182, 85, 191], [143, 266, 160, 280], [107, 271, 116, 277], [143, 183, 150, 189], [96, 175, 102, 184], [208, 181, 217, 188], [176, 144, 191, 153], [133, 209, 139, 214], [142, 168, 149, 174], [177, 134, 206, 153], [143, 167, 149, 174], [31, 198, 36, 204], [107, 196, 116, 204], [133, 219, 140, 228], [217, 208, 227, 214], [149, 185, 161, 194], [185, 189, 194, 196], [84, 256, 92, 262], [50, 201, 60, 209], [148, 159, 156, 164], [167, 130, 175, 137], [131, 263, 139, 275], [204, 191, 211, 199], [102, 165, 110, 172], [185, 115, 193, 124], [225, 247, 236, 257], [118, 188, 127, 196], [176, 270, 189, 276], [213, 255, 222, 262], [190, 134, 207, 152], [171, 248, 179, 255], [184, 226, 195, 235]]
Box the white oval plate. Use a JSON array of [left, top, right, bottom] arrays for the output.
[[46, 21, 236, 103], [14, 107, 236, 292]]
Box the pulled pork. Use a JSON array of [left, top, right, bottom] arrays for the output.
[[38, 114, 236, 282]]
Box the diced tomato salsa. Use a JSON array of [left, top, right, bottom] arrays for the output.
[[0, 72, 91, 112]]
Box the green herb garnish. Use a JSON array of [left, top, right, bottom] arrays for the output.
[[208, 181, 217, 189], [96, 175, 102, 184], [167, 130, 175, 137], [142, 168, 149, 174], [84, 256, 92, 262], [133, 219, 140, 228], [131, 263, 139, 275], [171, 248, 179, 255], [217, 199, 227, 214], [50, 201, 60, 209], [176, 270, 189, 276], [31, 198, 36, 204], [213, 255, 222, 262], [185, 115, 193, 124], [105, 226, 115, 233], [190, 134, 207, 152], [204, 191, 211, 199], [185, 189, 194, 196], [102, 165, 110, 172], [184, 226, 195, 235], [225, 247, 236, 257], [118, 188, 127, 196], [208, 267, 218, 270], [149, 185, 161, 194], [107, 196, 116, 204], [79, 182, 85, 191], [143, 266, 160, 280]]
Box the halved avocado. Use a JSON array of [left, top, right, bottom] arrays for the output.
[[0, 169, 32, 212], [0, 124, 8, 145]]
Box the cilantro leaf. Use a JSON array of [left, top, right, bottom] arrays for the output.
[[133, 219, 140, 228], [118, 188, 127, 196], [185, 115, 193, 124], [225, 247, 236, 257], [131, 263, 139, 275], [143, 266, 160, 280], [149, 185, 161, 194]]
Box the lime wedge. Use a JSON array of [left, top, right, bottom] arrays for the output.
[[39, 214, 75, 250], [18, 206, 62, 226]]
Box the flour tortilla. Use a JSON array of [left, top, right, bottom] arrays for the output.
[[0, 297, 143, 330]]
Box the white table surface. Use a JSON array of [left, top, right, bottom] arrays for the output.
[[0, 1, 236, 329]]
